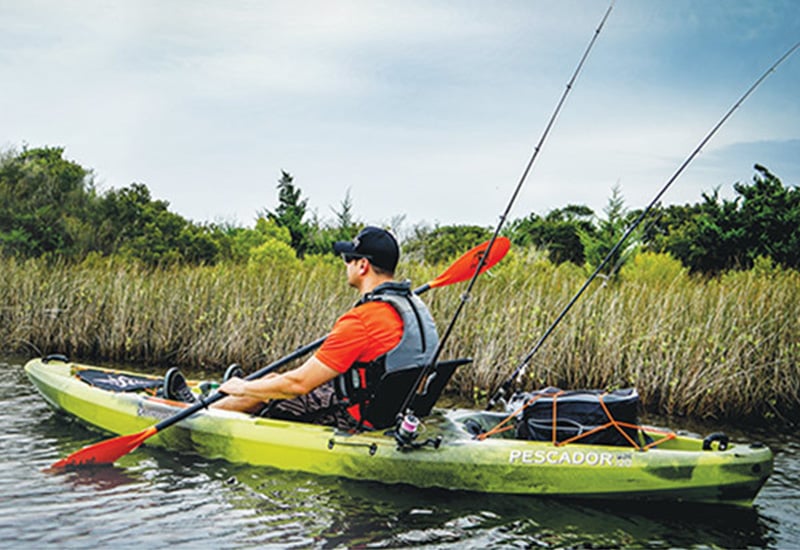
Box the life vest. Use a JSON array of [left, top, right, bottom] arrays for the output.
[[333, 280, 439, 428]]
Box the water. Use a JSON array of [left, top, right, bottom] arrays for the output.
[[1, 354, 798, 549]]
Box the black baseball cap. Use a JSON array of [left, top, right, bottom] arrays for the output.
[[333, 226, 399, 272]]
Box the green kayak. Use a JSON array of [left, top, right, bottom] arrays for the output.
[[26, 356, 773, 506]]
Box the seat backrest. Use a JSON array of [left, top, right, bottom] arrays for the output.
[[361, 358, 472, 428], [411, 358, 472, 417]]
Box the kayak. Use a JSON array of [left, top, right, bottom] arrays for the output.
[[25, 356, 773, 506]]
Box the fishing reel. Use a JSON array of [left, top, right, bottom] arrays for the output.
[[486, 383, 512, 411], [393, 412, 442, 452]]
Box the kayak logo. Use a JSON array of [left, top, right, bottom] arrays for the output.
[[137, 401, 178, 421], [508, 449, 633, 467], [94, 374, 145, 389]]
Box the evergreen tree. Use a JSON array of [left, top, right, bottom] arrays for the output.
[[579, 185, 640, 276], [332, 188, 358, 240], [263, 171, 311, 257]]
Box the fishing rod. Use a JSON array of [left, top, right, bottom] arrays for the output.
[[487, 39, 800, 409], [398, 1, 616, 420]]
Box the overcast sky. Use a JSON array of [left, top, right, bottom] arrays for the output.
[[2, 1, 799, 233]]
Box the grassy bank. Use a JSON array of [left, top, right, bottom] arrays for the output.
[[2, 252, 798, 424]]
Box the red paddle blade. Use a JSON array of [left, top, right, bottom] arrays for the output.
[[50, 426, 157, 469], [428, 236, 510, 289]]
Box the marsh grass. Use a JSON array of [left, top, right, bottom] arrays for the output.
[[2, 251, 798, 423]]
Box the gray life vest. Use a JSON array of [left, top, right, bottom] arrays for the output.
[[333, 280, 439, 428]]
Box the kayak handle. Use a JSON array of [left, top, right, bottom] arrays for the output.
[[702, 432, 729, 451]]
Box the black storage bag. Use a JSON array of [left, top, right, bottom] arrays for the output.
[[510, 387, 640, 446]]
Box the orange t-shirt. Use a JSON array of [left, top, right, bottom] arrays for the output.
[[315, 302, 403, 373]]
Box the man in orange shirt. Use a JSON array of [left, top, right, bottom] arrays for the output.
[[210, 226, 439, 430]]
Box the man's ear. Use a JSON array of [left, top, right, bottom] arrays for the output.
[[359, 259, 370, 275]]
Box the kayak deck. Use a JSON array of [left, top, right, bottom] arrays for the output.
[[25, 357, 773, 506]]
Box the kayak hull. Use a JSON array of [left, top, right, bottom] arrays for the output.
[[25, 357, 773, 506]]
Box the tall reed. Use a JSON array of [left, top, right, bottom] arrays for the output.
[[2, 251, 797, 423]]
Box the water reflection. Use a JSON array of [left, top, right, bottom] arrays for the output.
[[2, 355, 798, 548], [155, 456, 775, 549], [53, 465, 141, 492]]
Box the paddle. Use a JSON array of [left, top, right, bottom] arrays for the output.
[[50, 237, 511, 469]]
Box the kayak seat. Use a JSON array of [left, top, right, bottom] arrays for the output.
[[361, 358, 472, 428], [412, 358, 472, 417]]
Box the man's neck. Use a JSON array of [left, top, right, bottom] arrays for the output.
[[357, 274, 394, 295]]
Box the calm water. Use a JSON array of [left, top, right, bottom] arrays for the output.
[[1, 354, 798, 549]]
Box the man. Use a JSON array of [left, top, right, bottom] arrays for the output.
[[167, 226, 439, 430]]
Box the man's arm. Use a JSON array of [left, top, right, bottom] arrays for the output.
[[218, 356, 340, 402]]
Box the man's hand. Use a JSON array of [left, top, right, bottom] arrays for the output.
[[218, 376, 249, 398]]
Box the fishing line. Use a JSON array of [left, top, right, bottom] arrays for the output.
[[398, 1, 616, 418], [488, 39, 800, 409]]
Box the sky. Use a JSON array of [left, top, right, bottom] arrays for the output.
[[2, 1, 799, 235]]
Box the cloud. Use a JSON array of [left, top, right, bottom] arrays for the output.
[[1, 1, 798, 229]]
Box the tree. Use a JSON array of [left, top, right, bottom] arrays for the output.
[[653, 165, 800, 273], [0, 146, 97, 258], [579, 185, 640, 276], [177, 224, 222, 264], [263, 171, 311, 257], [98, 183, 220, 265], [305, 188, 363, 256], [507, 204, 595, 265], [735, 164, 800, 268], [246, 217, 298, 267], [332, 188, 356, 238], [651, 190, 740, 273], [404, 224, 492, 264]]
